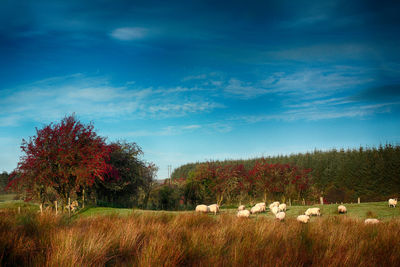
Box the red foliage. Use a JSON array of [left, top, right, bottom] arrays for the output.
[[8, 115, 110, 202], [249, 160, 312, 199]]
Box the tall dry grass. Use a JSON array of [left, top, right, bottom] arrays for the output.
[[1, 210, 400, 266]]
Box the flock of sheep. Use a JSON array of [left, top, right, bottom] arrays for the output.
[[195, 198, 398, 224]]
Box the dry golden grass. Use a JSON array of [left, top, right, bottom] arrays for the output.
[[1, 210, 400, 266]]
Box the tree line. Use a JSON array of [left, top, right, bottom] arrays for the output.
[[171, 145, 400, 204]]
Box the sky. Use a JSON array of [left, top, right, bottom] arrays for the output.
[[1, 0, 400, 179]]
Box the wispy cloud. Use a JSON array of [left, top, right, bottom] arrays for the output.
[[260, 67, 375, 99], [224, 78, 271, 99], [110, 27, 148, 41], [0, 74, 223, 126], [109, 122, 232, 137], [235, 101, 400, 123]]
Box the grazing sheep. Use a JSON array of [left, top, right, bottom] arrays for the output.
[[364, 218, 380, 224], [279, 203, 287, 212], [297, 215, 310, 223], [208, 204, 220, 215], [251, 205, 263, 214], [269, 201, 280, 210], [275, 212, 286, 221], [237, 210, 251, 218], [338, 205, 347, 214], [195, 204, 210, 213], [238, 205, 246, 211], [388, 198, 397, 208], [271, 206, 279, 215], [305, 207, 321, 216], [255, 202, 266, 212]]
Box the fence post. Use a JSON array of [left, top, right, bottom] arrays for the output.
[[289, 198, 292, 207], [55, 201, 58, 215], [82, 189, 85, 209], [358, 197, 360, 204], [18, 207, 21, 214], [320, 197, 324, 205], [68, 197, 71, 218], [302, 198, 305, 205], [40, 203, 43, 214]]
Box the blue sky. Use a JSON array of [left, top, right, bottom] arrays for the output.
[[1, 0, 400, 179]]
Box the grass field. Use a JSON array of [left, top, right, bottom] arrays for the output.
[[57, 201, 400, 221], [1, 196, 399, 220], [1, 203, 400, 266]]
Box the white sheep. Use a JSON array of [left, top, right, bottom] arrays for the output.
[[364, 218, 380, 224], [338, 205, 347, 214], [275, 211, 286, 221], [279, 203, 287, 212], [297, 215, 310, 223], [237, 210, 251, 218], [388, 198, 397, 208], [269, 201, 280, 210], [251, 205, 263, 214], [305, 207, 321, 216], [195, 204, 210, 213], [271, 206, 279, 215], [255, 202, 266, 212], [208, 204, 220, 215], [238, 205, 246, 211]]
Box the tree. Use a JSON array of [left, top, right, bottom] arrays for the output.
[[94, 141, 151, 207], [139, 162, 158, 208], [0, 172, 9, 193], [8, 115, 110, 207]]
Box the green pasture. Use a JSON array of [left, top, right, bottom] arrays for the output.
[[65, 201, 400, 221], [1, 193, 398, 221], [220, 201, 399, 221]]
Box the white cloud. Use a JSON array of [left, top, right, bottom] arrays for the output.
[[260, 67, 374, 99], [108, 122, 232, 138], [110, 27, 148, 41], [0, 74, 223, 127], [234, 101, 399, 123], [224, 78, 271, 99]]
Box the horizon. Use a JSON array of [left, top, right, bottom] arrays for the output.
[[1, 0, 400, 179]]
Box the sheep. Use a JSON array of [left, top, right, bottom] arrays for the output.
[[388, 198, 397, 208], [255, 202, 266, 212], [208, 204, 220, 215], [305, 207, 321, 216], [269, 201, 280, 210], [237, 210, 251, 218], [238, 205, 246, 211], [195, 204, 210, 213], [338, 205, 347, 214], [297, 215, 310, 223], [275, 211, 286, 221], [271, 206, 279, 215], [279, 203, 287, 212], [251, 205, 263, 214], [364, 218, 380, 224]]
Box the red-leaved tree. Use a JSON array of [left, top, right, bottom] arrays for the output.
[[8, 115, 110, 206], [249, 160, 312, 202]]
